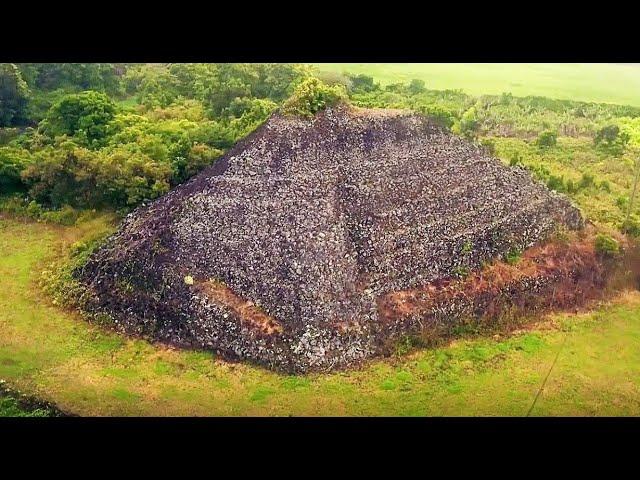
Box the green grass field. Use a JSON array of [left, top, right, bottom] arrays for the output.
[[314, 64, 640, 107], [2, 216, 640, 416]]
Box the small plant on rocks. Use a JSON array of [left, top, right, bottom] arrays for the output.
[[594, 234, 620, 257]]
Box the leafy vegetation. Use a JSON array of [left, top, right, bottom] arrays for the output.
[[0, 63, 318, 220], [595, 234, 621, 257], [281, 77, 347, 117], [3, 62, 640, 237], [4, 63, 640, 415]]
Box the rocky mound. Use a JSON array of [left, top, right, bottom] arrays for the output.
[[77, 105, 584, 372]]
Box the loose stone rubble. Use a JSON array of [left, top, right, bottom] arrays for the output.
[[77, 105, 586, 372]]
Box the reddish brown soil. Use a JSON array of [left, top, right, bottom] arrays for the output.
[[377, 228, 621, 332], [199, 280, 283, 335]]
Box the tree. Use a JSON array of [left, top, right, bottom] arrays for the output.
[[18, 63, 122, 95], [348, 74, 378, 93], [41, 91, 116, 148], [281, 77, 347, 118], [0, 63, 30, 127], [594, 124, 629, 155], [623, 147, 640, 235], [21, 141, 98, 207], [408, 79, 426, 95]]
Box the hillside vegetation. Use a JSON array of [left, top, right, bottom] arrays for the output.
[[2, 63, 640, 238], [2, 63, 640, 415]]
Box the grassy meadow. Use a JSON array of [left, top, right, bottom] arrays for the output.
[[315, 63, 640, 107]]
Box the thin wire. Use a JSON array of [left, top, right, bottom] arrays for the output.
[[526, 332, 568, 417]]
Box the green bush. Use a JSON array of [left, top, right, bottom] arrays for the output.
[[20, 139, 172, 209], [480, 138, 496, 155], [536, 130, 557, 148], [546, 174, 565, 192], [594, 234, 620, 256], [0, 194, 83, 226], [505, 247, 522, 265], [579, 172, 595, 189], [348, 74, 378, 93], [622, 215, 640, 237], [419, 104, 456, 129], [40, 205, 81, 226], [407, 79, 426, 95], [281, 77, 347, 118], [457, 106, 479, 138], [509, 154, 523, 167], [0, 146, 31, 192], [594, 124, 629, 155]]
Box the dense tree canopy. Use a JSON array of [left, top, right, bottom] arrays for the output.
[[0, 64, 30, 127]]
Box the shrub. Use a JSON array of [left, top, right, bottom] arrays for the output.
[[281, 77, 347, 118], [0, 146, 31, 192], [594, 234, 620, 257], [616, 195, 629, 210], [0, 194, 83, 226], [21, 141, 98, 207], [579, 172, 595, 189], [419, 104, 456, 129], [622, 215, 640, 237], [594, 124, 629, 155], [171, 143, 223, 184], [536, 130, 557, 148], [546, 175, 564, 192], [0, 63, 30, 127], [505, 247, 522, 265], [452, 265, 470, 279], [595, 124, 620, 145], [21, 140, 172, 210], [40, 205, 80, 226], [480, 138, 496, 155], [40, 229, 109, 307], [457, 106, 479, 138]]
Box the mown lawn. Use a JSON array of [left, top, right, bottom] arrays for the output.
[[314, 63, 640, 107], [1, 216, 640, 416]]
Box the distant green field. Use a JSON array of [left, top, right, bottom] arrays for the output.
[[314, 63, 640, 107]]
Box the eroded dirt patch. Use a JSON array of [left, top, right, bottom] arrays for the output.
[[199, 280, 283, 335], [376, 228, 627, 347]]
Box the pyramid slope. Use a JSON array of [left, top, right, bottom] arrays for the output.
[[78, 106, 583, 372]]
